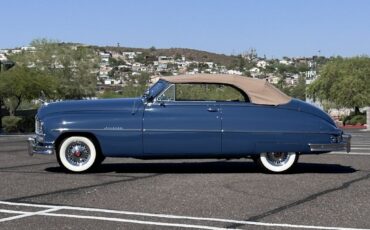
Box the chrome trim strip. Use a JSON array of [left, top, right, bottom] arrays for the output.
[[51, 128, 344, 135], [144, 129, 343, 135], [143, 129, 219, 133], [223, 130, 342, 134], [51, 128, 141, 132]]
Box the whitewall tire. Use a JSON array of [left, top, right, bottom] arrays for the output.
[[257, 152, 298, 173], [58, 136, 97, 173]]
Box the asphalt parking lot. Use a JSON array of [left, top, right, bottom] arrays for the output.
[[0, 129, 369, 230]]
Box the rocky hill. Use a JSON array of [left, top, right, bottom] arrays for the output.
[[95, 46, 239, 67]]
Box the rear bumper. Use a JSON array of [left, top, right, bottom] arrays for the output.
[[309, 134, 351, 153], [27, 136, 54, 156]]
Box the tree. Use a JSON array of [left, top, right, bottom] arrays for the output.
[[149, 46, 156, 52], [0, 66, 56, 115], [307, 56, 370, 112], [287, 76, 306, 100], [10, 39, 99, 100]]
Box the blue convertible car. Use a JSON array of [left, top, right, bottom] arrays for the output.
[[28, 74, 351, 173]]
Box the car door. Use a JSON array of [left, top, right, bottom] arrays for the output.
[[220, 102, 256, 154], [143, 84, 222, 156]]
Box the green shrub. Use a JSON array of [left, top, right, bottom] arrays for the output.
[[2, 116, 23, 133], [344, 111, 366, 125], [349, 115, 366, 125], [18, 115, 35, 133]]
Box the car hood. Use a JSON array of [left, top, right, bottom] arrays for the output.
[[37, 98, 143, 119]]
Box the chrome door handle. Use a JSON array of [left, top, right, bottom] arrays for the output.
[[207, 107, 218, 112]]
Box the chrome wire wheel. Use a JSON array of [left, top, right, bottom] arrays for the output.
[[265, 152, 290, 166], [65, 141, 91, 167], [258, 152, 298, 173], [58, 136, 97, 172]]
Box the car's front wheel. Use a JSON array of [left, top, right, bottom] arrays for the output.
[[256, 152, 298, 173], [57, 136, 99, 173]]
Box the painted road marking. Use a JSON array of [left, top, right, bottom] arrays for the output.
[[0, 209, 240, 230], [0, 207, 60, 223], [0, 201, 370, 230], [329, 152, 370, 155]]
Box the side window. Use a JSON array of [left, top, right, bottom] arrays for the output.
[[175, 83, 248, 102], [156, 84, 175, 101]]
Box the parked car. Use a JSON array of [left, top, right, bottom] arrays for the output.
[[28, 74, 351, 173]]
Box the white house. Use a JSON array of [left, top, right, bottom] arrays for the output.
[[104, 78, 121, 85], [99, 52, 111, 63], [267, 76, 281, 84], [158, 56, 174, 64], [0, 53, 7, 61], [205, 62, 214, 69], [285, 74, 300, 85], [256, 60, 268, 69], [122, 52, 137, 60], [227, 70, 242, 75], [132, 62, 142, 72], [11, 49, 22, 54], [279, 59, 293, 65], [249, 67, 260, 76], [21, 46, 36, 51]]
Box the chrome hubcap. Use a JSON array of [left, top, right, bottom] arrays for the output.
[[265, 152, 290, 166], [65, 142, 90, 166]]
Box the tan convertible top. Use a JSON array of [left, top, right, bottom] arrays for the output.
[[160, 74, 291, 105]]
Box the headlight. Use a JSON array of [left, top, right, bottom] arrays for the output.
[[35, 117, 44, 135], [330, 135, 341, 143]]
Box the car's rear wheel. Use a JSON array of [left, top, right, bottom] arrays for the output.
[[256, 152, 298, 173], [57, 136, 99, 173]]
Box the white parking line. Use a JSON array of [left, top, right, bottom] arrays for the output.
[[0, 207, 60, 223], [0, 201, 370, 230], [0, 209, 238, 230]]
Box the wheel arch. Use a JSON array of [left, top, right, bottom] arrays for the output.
[[55, 132, 103, 157]]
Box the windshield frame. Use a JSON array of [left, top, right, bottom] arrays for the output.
[[143, 80, 169, 102]]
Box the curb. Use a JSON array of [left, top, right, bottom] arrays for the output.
[[0, 134, 32, 142]]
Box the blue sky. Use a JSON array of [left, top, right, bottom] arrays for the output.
[[1, 0, 370, 57]]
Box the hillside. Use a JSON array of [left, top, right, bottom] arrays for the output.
[[95, 46, 239, 67]]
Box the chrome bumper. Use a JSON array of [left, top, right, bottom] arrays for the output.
[[309, 134, 352, 153], [27, 136, 55, 156]]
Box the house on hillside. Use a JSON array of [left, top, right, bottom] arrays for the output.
[[249, 67, 260, 77], [227, 70, 242, 75], [122, 52, 142, 60], [267, 75, 281, 84], [132, 62, 143, 72], [285, 74, 300, 86], [279, 59, 293, 65], [158, 56, 174, 64], [99, 52, 111, 64], [0, 54, 7, 61], [256, 60, 268, 69], [21, 46, 36, 52]]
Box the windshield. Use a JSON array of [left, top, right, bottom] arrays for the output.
[[143, 80, 169, 100]]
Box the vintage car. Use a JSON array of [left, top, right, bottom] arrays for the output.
[[28, 74, 351, 173]]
